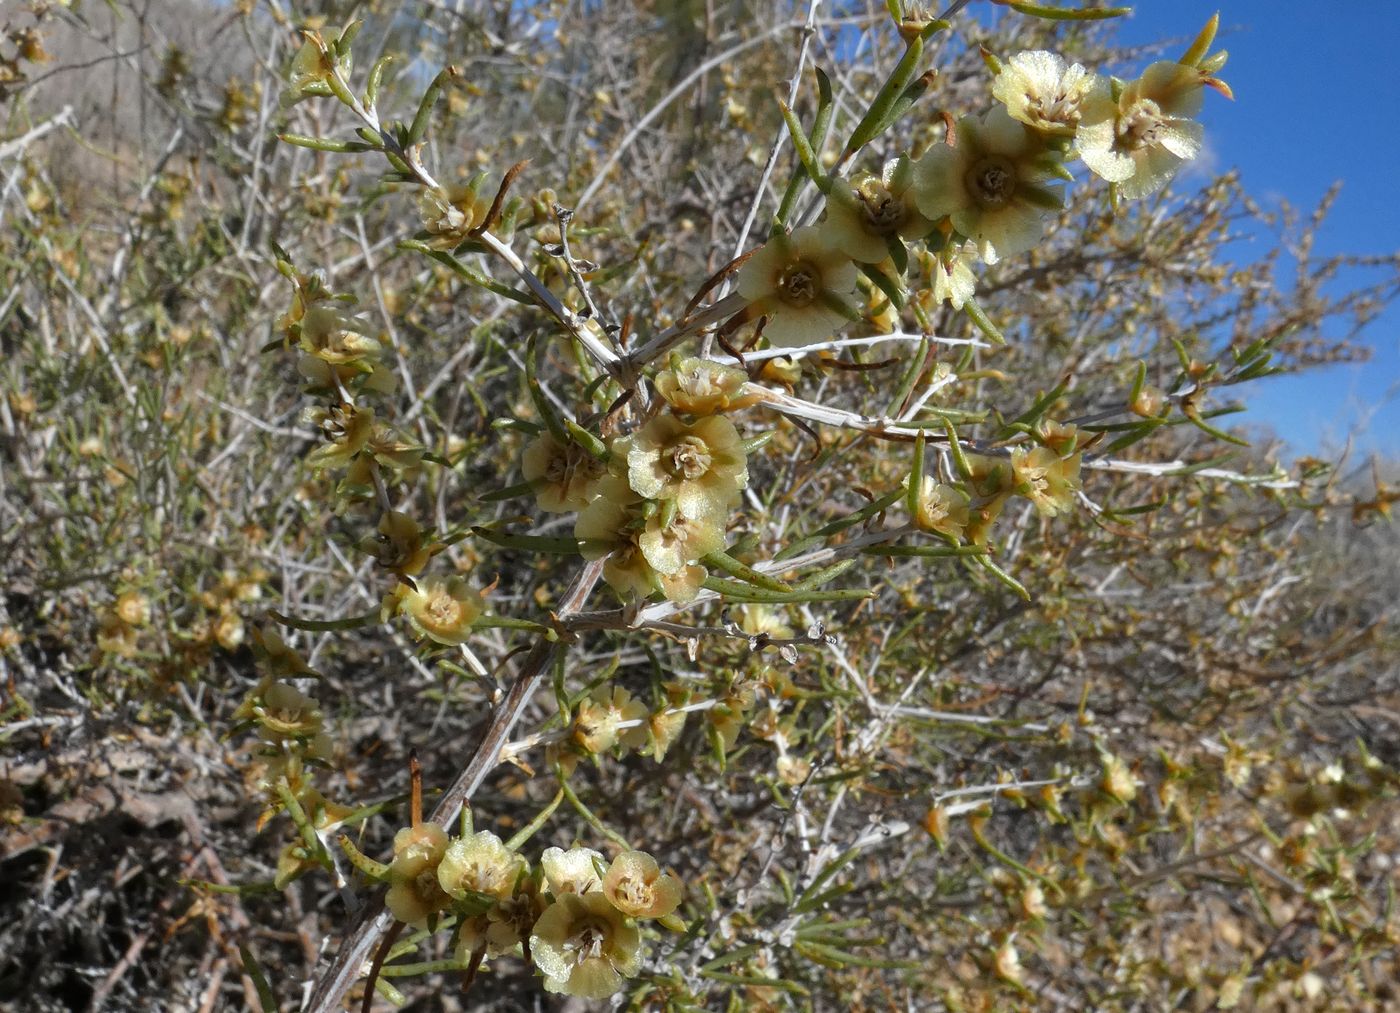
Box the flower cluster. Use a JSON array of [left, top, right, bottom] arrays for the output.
[[520, 356, 756, 603], [732, 16, 1229, 348], [276, 260, 485, 647], [372, 827, 682, 1001], [530, 846, 682, 998]]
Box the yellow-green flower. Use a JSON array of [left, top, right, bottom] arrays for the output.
[[913, 107, 1064, 264], [303, 403, 374, 470], [1078, 61, 1207, 200], [530, 892, 641, 999], [437, 830, 527, 902], [114, 590, 150, 627], [419, 176, 491, 249], [385, 824, 451, 926], [296, 354, 398, 397], [240, 679, 324, 744], [575, 478, 652, 598], [521, 432, 605, 513], [457, 878, 546, 959], [644, 703, 687, 761], [603, 851, 683, 920], [388, 575, 485, 645], [625, 414, 748, 516], [822, 156, 935, 263], [1010, 445, 1081, 517], [574, 686, 649, 754], [912, 477, 970, 539], [296, 304, 380, 366], [653, 357, 754, 415], [708, 684, 756, 750], [365, 510, 442, 578], [541, 846, 605, 896], [738, 604, 793, 640], [736, 226, 859, 347], [992, 50, 1100, 136], [575, 478, 722, 602], [638, 504, 725, 584], [920, 242, 978, 311], [281, 35, 346, 109], [249, 626, 316, 678]]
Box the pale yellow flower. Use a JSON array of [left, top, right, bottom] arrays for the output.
[[574, 478, 655, 599], [385, 824, 451, 926], [822, 156, 936, 263], [530, 892, 641, 999], [574, 686, 648, 754], [638, 504, 725, 581], [736, 226, 859, 347], [1010, 446, 1081, 517], [249, 680, 324, 742], [541, 846, 605, 896], [388, 575, 485, 645], [115, 591, 151, 627], [366, 510, 441, 577], [418, 176, 491, 249], [1078, 61, 1207, 199], [993, 50, 1099, 136], [602, 851, 683, 919], [625, 414, 748, 516], [296, 354, 398, 396], [575, 477, 723, 602], [912, 477, 971, 539], [521, 433, 605, 513], [913, 107, 1064, 264], [921, 242, 977, 311], [738, 605, 793, 640], [437, 830, 526, 902], [653, 357, 754, 415], [644, 705, 687, 761], [303, 403, 374, 470], [296, 304, 380, 366], [456, 878, 546, 959]]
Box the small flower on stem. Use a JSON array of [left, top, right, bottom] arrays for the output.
[[993, 51, 1100, 137], [1078, 61, 1213, 200], [385, 823, 451, 926], [602, 850, 683, 919], [386, 575, 485, 645], [522, 432, 606, 513], [914, 107, 1064, 264], [653, 356, 754, 415], [736, 226, 859, 347], [625, 413, 748, 516], [529, 892, 641, 999], [822, 156, 935, 263]]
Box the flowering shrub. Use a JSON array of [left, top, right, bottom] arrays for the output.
[[3, 1, 1400, 1010]]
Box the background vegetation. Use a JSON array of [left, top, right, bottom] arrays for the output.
[[2, 1, 1398, 1010]]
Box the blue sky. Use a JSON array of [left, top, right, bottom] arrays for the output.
[[1114, 2, 1400, 459]]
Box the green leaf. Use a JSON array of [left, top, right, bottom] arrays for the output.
[[407, 67, 453, 145], [239, 946, 280, 1011], [703, 549, 793, 593], [701, 577, 872, 605], [267, 608, 380, 632], [365, 54, 393, 108], [843, 34, 926, 155], [963, 297, 1006, 345], [778, 101, 826, 192], [1000, 1, 1130, 21], [470, 527, 582, 554], [278, 133, 372, 153]]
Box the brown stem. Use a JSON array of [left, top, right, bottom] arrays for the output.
[[360, 920, 405, 1013]]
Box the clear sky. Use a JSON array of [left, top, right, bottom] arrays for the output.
[[1114, 2, 1399, 459]]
